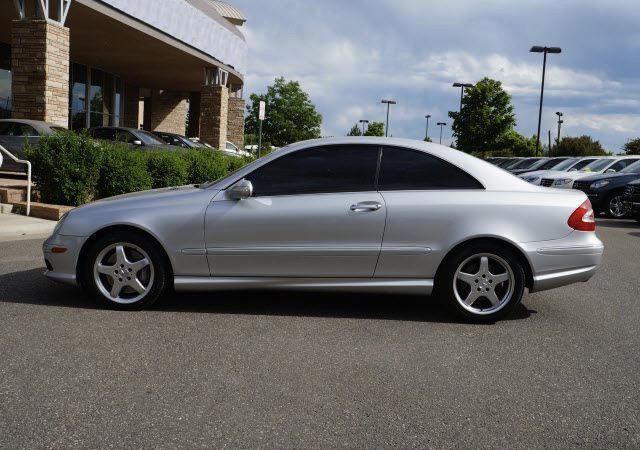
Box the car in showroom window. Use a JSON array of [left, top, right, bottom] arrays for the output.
[[42, 138, 603, 323]]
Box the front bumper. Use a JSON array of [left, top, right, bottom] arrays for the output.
[[521, 232, 604, 293], [42, 234, 87, 286]]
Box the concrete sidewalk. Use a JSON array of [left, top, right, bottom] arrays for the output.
[[0, 213, 56, 242]]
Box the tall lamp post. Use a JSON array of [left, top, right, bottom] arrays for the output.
[[452, 82, 473, 111], [555, 111, 564, 148], [381, 99, 396, 137], [530, 45, 562, 157], [437, 122, 447, 145], [424, 114, 431, 141], [359, 119, 369, 135]]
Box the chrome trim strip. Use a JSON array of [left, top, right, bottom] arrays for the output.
[[536, 245, 604, 256], [530, 265, 598, 293], [206, 247, 381, 256], [181, 248, 207, 255], [174, 276, 433, 295]]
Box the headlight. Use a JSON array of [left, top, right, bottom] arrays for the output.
[[52, 212, 69, 235], [553, 178, 573, 186], [522, 175, 540, 183], [590, 180, 610, 190]]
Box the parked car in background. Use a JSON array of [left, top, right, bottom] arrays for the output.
[[519, 157, 603, 185], [153, 131, 207, 149], [573, 160, 640, 218], [42, 137, 603, 322], [0, 119, 64, 173], [510, 157, 573, 176], [89, 127, 174, 149], [505, 157, 547, 173], [496, 157, 524, 169], [539, 157, 640, 189], [622, 179, 640, 222], [188, 137, 250, 158]]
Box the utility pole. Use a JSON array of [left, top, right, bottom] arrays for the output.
[[359, 119, 369, 135], [530, 45, 562, 157], [425, 115, 431, 141], [381, 99, 396, 137], [452, 82, 473, 111], [437, 122, 447, 145], [555, 111, 563, 147]]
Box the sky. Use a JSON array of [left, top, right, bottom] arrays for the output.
[[232, 0, 640, 153]]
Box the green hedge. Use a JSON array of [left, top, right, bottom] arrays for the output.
[[26, 130, 254, 206]]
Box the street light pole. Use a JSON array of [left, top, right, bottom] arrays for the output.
[[359, 119, 369, 135], [381, 99, 396, 137], [437, 122, 447, 145], [452, 82, 473, 111], [530, 45, 562, 157], [555, 111, 563, 146], [425, 114, 431, 141]]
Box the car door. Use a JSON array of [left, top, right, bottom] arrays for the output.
[[374, 146, 485, 279], [204, 144, 386, 277]]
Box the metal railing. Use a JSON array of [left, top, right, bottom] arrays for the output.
[[0, 144, 31, 216]]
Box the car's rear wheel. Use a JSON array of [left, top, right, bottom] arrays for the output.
[[438, 243, 526, 322], [605, 192, 628, 218], [81, 231, 169, 309]]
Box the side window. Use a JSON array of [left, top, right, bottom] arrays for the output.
[[378, 147, 483, 190], [92, 128, 116, 140], [0, 122, 12, 135], [609, 159, 639, 172], [247, 145, 379, 197], [13, 124, 38, 136], [116, 130, 136, 144]]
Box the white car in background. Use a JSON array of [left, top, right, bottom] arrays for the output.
[[538, 157, 640, 189], [519, 157, 603, 185]]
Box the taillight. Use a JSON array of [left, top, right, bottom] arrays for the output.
[[568, 199, 596, 232]]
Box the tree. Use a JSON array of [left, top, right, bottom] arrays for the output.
[[449, 77, 516, 157], [347, 124, 362, 136], [424, 136, 432, 143], [554, 136, 609, 157], [623, 138, 640, 155], [494, 131, 537, 157], [245, 77, 322, 147], [364, 121, 385, 137]]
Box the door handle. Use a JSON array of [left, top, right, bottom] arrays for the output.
[[350, 202, 382, 212]]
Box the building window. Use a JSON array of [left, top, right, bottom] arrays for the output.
[[69, 63, 123, 130], [0, 43, 11, 119]]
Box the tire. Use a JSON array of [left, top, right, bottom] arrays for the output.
[[436, 243, 526, 323], [604, 191, 628, 219], [81, 231, 170, 310]]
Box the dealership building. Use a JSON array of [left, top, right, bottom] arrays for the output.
[[0, 0, 247, 148]]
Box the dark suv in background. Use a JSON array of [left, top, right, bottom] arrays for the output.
[[573, 159, 640, 218], [89, 127, 174, 149], [622, 179, 640, 223]]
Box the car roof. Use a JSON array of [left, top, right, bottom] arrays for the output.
[[0, 118, 61, 132]]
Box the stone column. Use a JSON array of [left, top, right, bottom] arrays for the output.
[[11, 19, 70, 127], [149, 89, 188, 134], [200, 85, 228, 150], [227, 97, 245, 150]]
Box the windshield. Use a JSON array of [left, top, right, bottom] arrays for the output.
[[510, 158, 541, 170], [621, 160, 640, 173], [581, 158, 614, 172], [537, 158, 572, 170], [135, 130, 166, 146]]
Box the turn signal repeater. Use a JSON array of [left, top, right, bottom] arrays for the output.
[[568, 199, 596, 232], [51, 247, 67, 254]]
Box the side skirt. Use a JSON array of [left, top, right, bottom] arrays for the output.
[[174, 277, 434, 295]]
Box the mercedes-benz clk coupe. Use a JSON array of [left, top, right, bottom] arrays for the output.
[[42, 138, 604, 322]]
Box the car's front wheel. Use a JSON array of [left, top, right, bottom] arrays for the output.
[[438, 243, 526, 322], [81, 231, 169, 309], [605, 192, 628, 219]]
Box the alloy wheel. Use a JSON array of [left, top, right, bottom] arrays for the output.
[[453, 253, 515, 315], [93, 242, 155, 304], [609, 195, 627, 218]]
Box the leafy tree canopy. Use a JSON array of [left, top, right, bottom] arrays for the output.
[[623, 138, 640, 155], [364, 121, 385, 137], [245, 77, 322, 147], [554, 136, 609, 157], [449, 77, 516, 156], [347, 124, 362, 136]]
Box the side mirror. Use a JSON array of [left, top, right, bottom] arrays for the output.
[[132, 139, 143, 146], [228, 179, 253, 200]]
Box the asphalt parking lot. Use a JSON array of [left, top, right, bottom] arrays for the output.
[[1, 219, 639, 449]]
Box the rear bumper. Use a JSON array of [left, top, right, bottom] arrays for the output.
[[521, 232, 604, 293]]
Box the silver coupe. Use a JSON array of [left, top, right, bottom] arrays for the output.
[[43, 138, 604, 322]]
